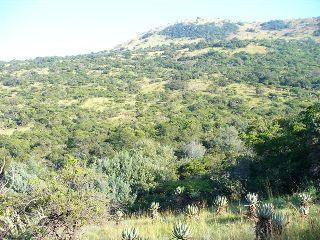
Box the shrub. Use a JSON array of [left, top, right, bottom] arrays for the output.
[[181, 141, 206, 159], [260, 20, 290, 30], [160, 22, 239, 40]]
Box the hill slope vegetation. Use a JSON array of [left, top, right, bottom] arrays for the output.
[[0, 17, 319, 239]]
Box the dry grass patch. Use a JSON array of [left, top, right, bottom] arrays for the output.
[[107, 111, 135, 124], [139, 78, 167, 93], [0, 125, 32, 136], [147, 51, 164, 57], [14, 68, 49, 77], [188, 79, 211, 91], [58, 99, 78, 106], [184, 47, 213, 57], [185, 44, 267, 57], [222, 83, 291, 108], [125, 34, 202, 50], [81, 97, 111, 111], [231, 44, 267, 54]]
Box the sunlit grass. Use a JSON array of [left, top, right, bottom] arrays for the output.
[[80, 204, 320, 240], [0, 124, 32, 135]]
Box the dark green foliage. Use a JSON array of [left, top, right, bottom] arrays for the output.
[[313, 30, 320, 36], [260, 20, 290, 30], [1, 77, 22, 86], [246, 103, 320, 193], [160, 22, 238, 40]]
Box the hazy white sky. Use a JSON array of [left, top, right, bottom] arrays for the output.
[[0, 0, 319, 61]]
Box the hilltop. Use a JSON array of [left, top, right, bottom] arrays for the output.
[[121, 17, 320, 49]]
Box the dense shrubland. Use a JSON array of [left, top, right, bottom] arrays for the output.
[[160, 22, 239, 40], [0, 17, 319, 239], [260, 20, 290, 30]]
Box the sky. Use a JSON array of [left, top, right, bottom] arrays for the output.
[[0, 0, 319, 61]]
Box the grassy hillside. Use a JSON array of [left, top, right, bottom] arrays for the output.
[[82, 204, 320, 240], [0, 17, 319, 239]]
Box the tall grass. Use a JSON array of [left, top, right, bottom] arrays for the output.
[[80, 204, 319, 240]]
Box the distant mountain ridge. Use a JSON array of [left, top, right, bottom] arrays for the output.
[[120, 17, 320, 50]]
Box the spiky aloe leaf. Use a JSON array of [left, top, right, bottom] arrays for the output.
[[272, 212, 289, 235], [116, 210, 124, 218], [214, 196, 228, 207], [272, 212, 289, 227], [186, 204, 199, 218], [245, 193, 259, 205], [256, 203, 274, 219], [172, 221, 191, 240], [149, 202, 160, 211], [174, 186, 185, 195], [299, 205, 310, 216], [115, 209, 125, 224], [150, 202, 160, 219], [122, 227, 139, 240], [298, 193, 312, 206]]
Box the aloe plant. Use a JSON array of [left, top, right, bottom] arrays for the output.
[[213, 195, 228, 214], [174, 186, 185, 195], [272, 212, 289, 235], [186, 204, 199, 219], [174, 186, 185, 205], [299, 205, 310, 217], [115, 209, 124, 224], [255, 203, 274, 240], [298, 193, 312, 206], [172, 221, 192, 240], [245, 192, 258, 219], [149, 202, 160, 219], [297, 193, 312, 217], [122, 227, 139, 240]]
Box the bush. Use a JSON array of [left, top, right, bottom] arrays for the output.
[[0, 156, 109, 239], [260, 20, 290, 30], [160, 22, 238, 40], [181, 141, 206, 159]]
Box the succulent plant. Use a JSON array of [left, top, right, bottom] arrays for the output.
[[174, 186, 185, 195], [255, 203, 274, 240], [297, 193, 312, 217], [175, 186, 185, 205], [299, 205, 310, 217], [256, 203, 274, 219], [149, 202, 160, 219], [214, 195, 228, 214], [245, 193, 258, 219], [186, 204, 199, 218], [298, 193, 312, 206], [122, 227, 139, 240], [115, 209, 124, 224], [272, 212, 289, 235], [150, 202, 160, 211], [246, 192, 259, 205], [172, 221, 192, 240]]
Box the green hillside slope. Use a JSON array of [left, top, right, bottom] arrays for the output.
[[0, 17, 319, 238]]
